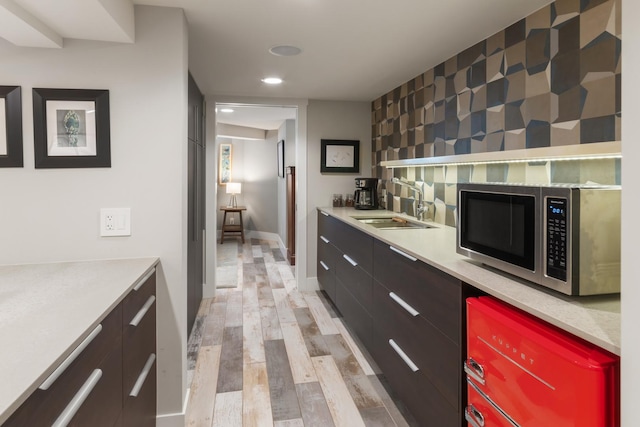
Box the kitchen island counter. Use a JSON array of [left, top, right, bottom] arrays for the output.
[[318, 207, 620, 355], [0, 257, 159, 425]]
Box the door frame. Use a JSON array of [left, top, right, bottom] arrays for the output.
[[204, 96, 309, 296]]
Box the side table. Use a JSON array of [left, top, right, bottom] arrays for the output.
[[220, 206, 246, 244]]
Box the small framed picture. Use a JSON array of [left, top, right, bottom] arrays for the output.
[[219, 143, 232, 184], [277, 139, 285, 178], [320, 139, 359, 173], [33, 88, 110, 168], [0, 86, 23, 167]]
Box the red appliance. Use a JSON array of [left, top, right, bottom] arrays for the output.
[[465, 296, 619, 427]]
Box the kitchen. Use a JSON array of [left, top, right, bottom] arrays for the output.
[[0, 0, 638, 426]]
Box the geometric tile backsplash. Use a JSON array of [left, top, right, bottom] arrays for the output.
[[371, 0, 622, 227]]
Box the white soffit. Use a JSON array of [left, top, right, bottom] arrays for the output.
[[0, 0, 134, 48], [0, 0, 62, 48], [217, 123, 267, 141]]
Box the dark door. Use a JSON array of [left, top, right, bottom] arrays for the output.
[[187, 73, 205, 335]]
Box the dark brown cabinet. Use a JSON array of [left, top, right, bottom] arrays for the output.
[[187, 72, 205, 335], [372, 240, 463, 426], [316, 210, 464, 426], [317, 211, 374, 349], [3, 270, 157, 427], [317, 212, 340, 301], [122, 270, 157, 427], [286, 166, 296, 265]]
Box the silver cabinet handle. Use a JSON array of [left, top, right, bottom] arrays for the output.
[[389, 292, 419, 317], [133, 268, 155, 291], [388, 339, 419, 372], [52, 369, 102, 427], [342, 254, 358, 267], [130, 295, 156, 327], [320, 261, 329, 271], [389, 245, 417, 261], [320, 235, 330, 244], [129, 353, 156, 397], [465, 404, 485, 427], [320, 211, 329, 216], [464, 358, 486, 385], [40, 324, 103, 391]]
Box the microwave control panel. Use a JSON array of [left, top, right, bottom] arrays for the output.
[[546, 197, 567, 281]]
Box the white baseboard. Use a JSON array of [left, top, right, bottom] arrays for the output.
[[155, 388, 189, 427], [156, 410, 185, 427], [302, 276, 320, 292]]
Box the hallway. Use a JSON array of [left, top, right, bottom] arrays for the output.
[[185, 238, 414, 426]]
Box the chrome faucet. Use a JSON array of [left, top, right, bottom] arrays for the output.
[[391, 177, 426, 221]]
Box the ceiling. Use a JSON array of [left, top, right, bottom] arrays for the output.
[[1, 0, 552, 129]]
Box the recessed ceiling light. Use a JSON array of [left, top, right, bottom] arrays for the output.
[[269, 45, 302, 57], [220, 108, 234, 113], [262, 77, 283, 85]]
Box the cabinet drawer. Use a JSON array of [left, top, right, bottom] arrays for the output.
[[335, 277, 373, 349], [318, 211, 340, 245], [123, 296, 156, 398], [336, 255, 373, 311], [123, 269, 156, 330], [372, 327, 459, 427], [123, 269, 157, 426], [333, 223, 373, 274], [317, 238, 340, 302], [373, 240, 461, 343], [64, 338, 123, 427], [4, 304, 123, 426], [123, 351, 156, 427], [374, 281, 460, 408]]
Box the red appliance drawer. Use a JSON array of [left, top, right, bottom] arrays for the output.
[[466, 379, 516, 427], [466, 296, 619, 427]]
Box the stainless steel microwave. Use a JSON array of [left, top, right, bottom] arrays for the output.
[[456, 183, 621, 296]]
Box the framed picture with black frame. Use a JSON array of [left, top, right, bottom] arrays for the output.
[[32, 88, 111, 168], [320, 139, 359, 173], [277, 139, 285, 178], [0, 86, 23, 168]]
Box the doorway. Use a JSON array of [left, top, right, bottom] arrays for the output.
[[212, 102, 299, 291]]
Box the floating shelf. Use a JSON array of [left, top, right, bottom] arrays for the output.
[[380, 141, 621, 168]]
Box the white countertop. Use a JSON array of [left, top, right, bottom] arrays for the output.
[[0, 257, 159, 425], [319, 207, 621, 356]]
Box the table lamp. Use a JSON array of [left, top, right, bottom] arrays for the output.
[[226, 182, 241, 207]]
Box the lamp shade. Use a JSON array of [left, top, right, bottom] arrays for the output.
[[226, 182, 241, 194]]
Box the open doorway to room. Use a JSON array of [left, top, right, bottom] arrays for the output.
[[213, 103, 298, 289]]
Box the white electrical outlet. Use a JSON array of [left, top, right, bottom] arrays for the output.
[[100, 208, 131, 237]]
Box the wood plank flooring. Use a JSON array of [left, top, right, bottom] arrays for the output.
[[186, 238, 416, 426]]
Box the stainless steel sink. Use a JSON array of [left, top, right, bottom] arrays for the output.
[[352, 216, 436, 230]]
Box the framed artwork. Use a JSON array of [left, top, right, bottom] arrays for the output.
[[277, 139, 285, 178], [0, 86, 23, 167], [33, 88, 110, 168], [219, 143, 232, 184], [320, 139, 359, 173]]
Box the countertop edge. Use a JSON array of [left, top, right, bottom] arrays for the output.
[[317, 207, 621, 355]]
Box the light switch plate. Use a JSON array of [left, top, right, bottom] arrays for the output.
[[100, 208, 131, 237]]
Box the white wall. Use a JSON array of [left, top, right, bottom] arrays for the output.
[[621, 0, 638, 424], [305, 100, 371, 285], [0, 6, 189, 424]]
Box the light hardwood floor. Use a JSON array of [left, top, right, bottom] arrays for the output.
[[185, 238, 415, 427]]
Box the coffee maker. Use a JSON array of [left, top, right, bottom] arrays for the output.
[[354, 178, 379, 210]]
